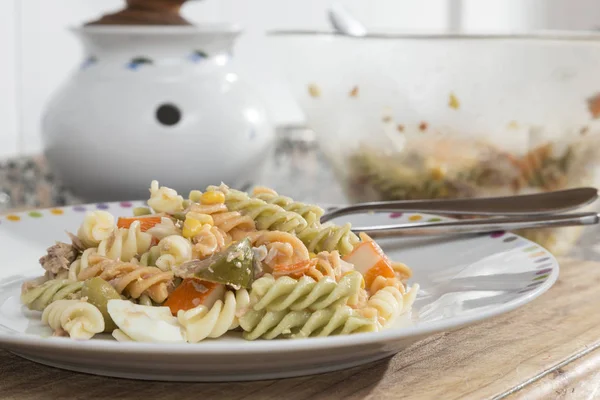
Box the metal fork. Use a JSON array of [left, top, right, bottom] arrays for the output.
[[320, 187, 599, 238]]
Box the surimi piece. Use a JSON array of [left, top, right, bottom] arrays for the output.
[[343, 240, 396, 288]]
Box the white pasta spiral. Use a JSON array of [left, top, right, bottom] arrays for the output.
[[97, 220, 153, 262], [42, 300, 105, 340], [177, 290, 250, 343], [146, 217, 181, 240], [67, 247, 97, 281], [153, 235, 193, 271], [77, 211, 115, 248], [367, 286, 404, 327], [148, 180, 184, 214]]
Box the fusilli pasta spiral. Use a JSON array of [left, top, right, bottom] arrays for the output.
[[368, 275, 406, 296], [207, 184, 307, 234], [366, 286, 404, 327], [146, 217, 181, 240], [239, 304, 378, 340], [191, 224, 231, 258], [249, 230, 309, 271], [42, 300, 105, 339], [188, 203, 255, 240], [251, 187, 324, 226], [78, 257, 173, 303], [153, 235, 193, 271], [249, 271, 363, 312], [21, 279, 83, 311], [148, 180, 184, 214], [177, 289, 250, 343], [307, 251, 355, 281], [66, 247, 97, 281], [97, 221, 153, 262], [296, 222, 360, 256], [77, 210, 115, 248]]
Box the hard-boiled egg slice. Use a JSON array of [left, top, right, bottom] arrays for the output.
[[107, 299, 185, 342]]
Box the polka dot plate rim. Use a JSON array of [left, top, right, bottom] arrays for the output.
[[0, 201, 559, 382]]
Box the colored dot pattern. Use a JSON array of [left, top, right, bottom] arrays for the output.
[[1, 207, 557, 295], [1, 201, 138, 223]]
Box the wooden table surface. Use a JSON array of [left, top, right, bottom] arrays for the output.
[[1, 258, 599, 399]]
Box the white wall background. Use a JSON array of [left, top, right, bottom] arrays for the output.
[[1, 0, 599, 158]]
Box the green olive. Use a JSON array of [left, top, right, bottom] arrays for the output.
[[82, 277, 121, 332], [176, 238, 254, 288]]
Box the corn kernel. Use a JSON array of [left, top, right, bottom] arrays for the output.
[[182, 219, 202, 238], [189, 190, 203, 203], [200, 191, 225, 205], [186, 212, 214, 226], [182, 215, 213, 238], [430, 165, 446, 181]]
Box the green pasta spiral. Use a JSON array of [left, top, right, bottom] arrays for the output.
[[296, 222, 360, 256], [239, 305, 378, 340], [21, 279, 84, 311], [252, 191, 324, 226], [209, 186, 308, 233], [249, 271, 363, 312]]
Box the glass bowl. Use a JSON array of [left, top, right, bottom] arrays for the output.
[[269, 30, 600, 255]]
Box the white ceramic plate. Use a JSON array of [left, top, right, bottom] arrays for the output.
[[0, 202, 558, 381]]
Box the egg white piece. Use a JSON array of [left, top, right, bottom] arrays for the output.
[[107, 300, 185, 343]]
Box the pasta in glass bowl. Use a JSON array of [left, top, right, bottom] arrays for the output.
[[20, 181, 418, 342], [269, 30, 600, 255]]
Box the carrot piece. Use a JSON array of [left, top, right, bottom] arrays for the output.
[[117, 216, 162, 232], [273, 259, 317, 279], [163, 278, 225, 315], [363, 261, 396, 289]]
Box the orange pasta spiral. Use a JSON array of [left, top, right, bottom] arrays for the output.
[[77, 256, 173, 303], [248, 230, 309, 271], [192, 224, 231, 258]]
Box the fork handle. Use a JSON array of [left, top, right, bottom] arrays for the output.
[[352, 212, 600, 239], [321, 187, 598, 223]]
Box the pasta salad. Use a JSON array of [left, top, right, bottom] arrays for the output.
[[21, 181, 418, 342]]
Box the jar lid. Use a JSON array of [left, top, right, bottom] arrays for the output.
[[85, 0, 194, 26]]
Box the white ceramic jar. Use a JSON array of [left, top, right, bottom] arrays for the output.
[[42, 25, 274, 202]]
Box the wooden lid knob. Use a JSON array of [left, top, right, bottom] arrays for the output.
[[86, 0, 192, 26]]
